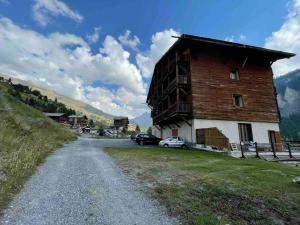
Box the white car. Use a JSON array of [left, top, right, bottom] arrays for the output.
[[159, 136, 187, 148]]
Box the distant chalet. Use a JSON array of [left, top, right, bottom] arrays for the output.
[[44, 113, 67, 123], [147, 34, 295, 148], [114, 116, 129, 129]]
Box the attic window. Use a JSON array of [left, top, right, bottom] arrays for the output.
[[230, 69, 239, 80], [233, 94, 244, 107]]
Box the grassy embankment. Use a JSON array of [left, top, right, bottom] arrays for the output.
[[105, 147, 300, 225], [0, 83, 77, 215]]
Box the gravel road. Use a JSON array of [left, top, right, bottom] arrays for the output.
[[0, 136, 178, 225]]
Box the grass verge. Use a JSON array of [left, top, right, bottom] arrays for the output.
[[0, 84, 77, 215], [105, 147, 300, 225]]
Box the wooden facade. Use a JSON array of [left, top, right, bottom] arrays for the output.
[[147, 34, 295, 128], [114, 117, 129, 129]]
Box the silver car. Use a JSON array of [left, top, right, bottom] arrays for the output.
[[159, 136, 187, 148]]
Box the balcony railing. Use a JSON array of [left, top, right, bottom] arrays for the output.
[[178, 75, 188, 84], [179, 103, 190, 112], [152, 103, 191, 123]]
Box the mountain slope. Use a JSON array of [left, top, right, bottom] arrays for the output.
[[0, 74, 114, 125], [0, 82, 77, 214], [275, 69, 300, 117], [130, 112, 151, 128], [275, 69, 300, 140], [34, 86, 113, 124]]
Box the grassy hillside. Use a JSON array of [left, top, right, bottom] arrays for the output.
[[0, 83, 77, 215]]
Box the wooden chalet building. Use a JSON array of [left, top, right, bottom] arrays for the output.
[[44, 113, 67, 123], [147, 34, 295, 148], [114, 116, 129, 129]]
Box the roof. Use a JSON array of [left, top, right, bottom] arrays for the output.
[[68, 115, 84, 118], [147, 34, 296, 102], [157, 34, 295, 66], [44, 113, 65, 117], [114, 116, 129, 120]]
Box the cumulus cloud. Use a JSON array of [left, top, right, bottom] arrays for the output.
[[32, 0, 83, 26], [264, 0, 300, 76], [0, 17, 147, 117], [86, 27, 101, 44], [118, 30, 140, 50], [136, 28, 180, 77], [224, 34, 247, 43]]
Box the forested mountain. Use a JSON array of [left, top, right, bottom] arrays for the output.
[[275, 69, 300, 140]]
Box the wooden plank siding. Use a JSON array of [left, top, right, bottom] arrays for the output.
[[196, 127, 230, 149], [190, 48, 280, 123]]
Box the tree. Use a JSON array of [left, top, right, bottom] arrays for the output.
[[147, 127, 152, 135], [89, 119, 95, 127], [122, 127, 128, 134], [98, 128, 104, 136], [135, 125, 141, 133]]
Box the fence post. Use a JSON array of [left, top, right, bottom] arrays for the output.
[[255, 142, 259, 158], [271, 142, 277, 158], [287, 143, 293, 158], [240, 142, 245, 158]]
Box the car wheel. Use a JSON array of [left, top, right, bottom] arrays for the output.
[[163, 144, 169, 148], [182, 144, 187, 149]]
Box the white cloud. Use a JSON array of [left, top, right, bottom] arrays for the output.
[[224, 36, 234, 42], [239, 34, 247, 41], [224, 34, 247, 43], [264, 0, 300, 76], [32, 0, 83, 26], [136, 28, 180, 77], [0, 17, 147, 117], [86, 27, 101, 44], [118, 30, 140, 50]]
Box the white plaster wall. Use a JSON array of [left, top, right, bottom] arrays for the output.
[[192, 119, 279, 144], [152, 126, 160, 138], [152, 121, 193, 142]]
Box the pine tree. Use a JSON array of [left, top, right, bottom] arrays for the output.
[[135, 125, 140, 133]]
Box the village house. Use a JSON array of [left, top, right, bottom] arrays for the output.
[[147, 34, 295, 149], [68, 115, 88, 128], [44, 113, 67, 123], [113, 116, 129, 130]]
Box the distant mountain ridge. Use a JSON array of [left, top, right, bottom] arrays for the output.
[[130, 112, 151, 128]]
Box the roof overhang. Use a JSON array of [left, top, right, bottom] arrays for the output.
[[146, 34, 296, 102]]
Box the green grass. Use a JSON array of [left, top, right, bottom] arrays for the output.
[[0, 83, 77, 215], [105, 147, 300, 225]]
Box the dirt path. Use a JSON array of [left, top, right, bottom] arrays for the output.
[[0, 137, 178, 225]]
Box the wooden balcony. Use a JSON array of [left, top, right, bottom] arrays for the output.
[[152, 102, 191, 124]]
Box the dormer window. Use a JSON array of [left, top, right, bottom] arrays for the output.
[[230, 69, 239, 80], [233, 94, 244, 107]]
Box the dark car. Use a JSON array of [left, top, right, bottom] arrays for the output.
[[135, 134, 160, 145], [130, 134, 137, 141]]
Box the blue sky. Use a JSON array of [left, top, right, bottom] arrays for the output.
[[0, 0, 299, 117]]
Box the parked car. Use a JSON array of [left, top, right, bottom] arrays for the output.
[[135, 134, 160, 145], [130, 134, 137, 141], [159, 136, 187, 148]]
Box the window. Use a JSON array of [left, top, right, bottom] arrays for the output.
[[238, 123, 253, 142], [233, 94, 244, 107], [230, 69, 239, 80]]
